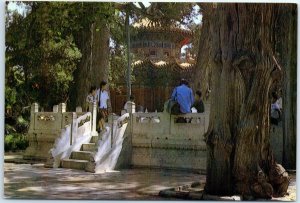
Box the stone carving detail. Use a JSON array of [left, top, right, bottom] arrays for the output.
[[37, 115, 55, 121], [78, 116, 91, 128], [135, 115, 160, 123], [118, 117, 129, 127], [65, 115, 69, 124], [173, 116, 203, 124]]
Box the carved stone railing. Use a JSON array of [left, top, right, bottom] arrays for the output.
[[132, 112, 208, 145], [24, 102, 97, 161], [47, 112, 93, 168], [130, 108, 210, 171]]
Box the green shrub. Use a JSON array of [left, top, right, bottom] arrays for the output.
[[5, 124, 16, 135], [4, 133, 29, 152], [16, 116, 29, 133]]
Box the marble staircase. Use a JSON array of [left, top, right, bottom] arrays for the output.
[[61, 135, 99, 171]]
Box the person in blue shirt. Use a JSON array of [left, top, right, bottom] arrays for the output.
[[171, 79, 194, 114]]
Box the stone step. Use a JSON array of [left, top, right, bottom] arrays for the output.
[[90, 135, 99, 144], [71, 151, 94, 161], [81, 143, 96, 152], [61, 159, 88, 170]]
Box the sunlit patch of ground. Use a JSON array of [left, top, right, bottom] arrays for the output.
[[4, 161, 205, 200], [4, 153, 296, 201]]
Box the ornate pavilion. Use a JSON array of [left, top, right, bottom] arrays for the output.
[[110, 18, 196, 113]]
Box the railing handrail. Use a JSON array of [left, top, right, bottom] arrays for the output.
[[133, 112, 209, 116], [131, 111, 209, 138], [70, 111, 92, 145]]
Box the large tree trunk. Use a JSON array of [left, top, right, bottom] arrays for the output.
[[281, 5, 297, 170], [69, 19, 110, 110], [198, 3, 295, 198], [192, 4, 212, 97]]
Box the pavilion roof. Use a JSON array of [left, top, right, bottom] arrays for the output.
[[132, 18, 193, 41]]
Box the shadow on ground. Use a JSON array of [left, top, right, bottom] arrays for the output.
[[4, 153, 296, 201], [4, 161, 205, 200]]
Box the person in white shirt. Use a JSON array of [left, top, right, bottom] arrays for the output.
[[86, 86, 97, 111], [97, 81, 110, 132], [123, 95, 136, 113]]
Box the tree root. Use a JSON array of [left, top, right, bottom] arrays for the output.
[[250, 163, 290, 199], [268, 163, 290, 197]]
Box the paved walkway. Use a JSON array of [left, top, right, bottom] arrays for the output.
[[4, 157, 205, 200], [3, 153, 296, 200]]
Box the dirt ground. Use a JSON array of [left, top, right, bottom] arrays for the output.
[[3, 153, 296, 201]]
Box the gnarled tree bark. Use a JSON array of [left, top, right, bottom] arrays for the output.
[[196, 3, 295, 198]]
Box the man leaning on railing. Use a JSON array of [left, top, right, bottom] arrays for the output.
[[166, 78, 194, 123]]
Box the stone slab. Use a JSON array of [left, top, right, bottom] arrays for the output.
[[61, 159, 88, 170], [71, 151, 94, 161], [81, 143, 96, 152]]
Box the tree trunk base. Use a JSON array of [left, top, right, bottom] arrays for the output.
[[158, 174, 292, 201]]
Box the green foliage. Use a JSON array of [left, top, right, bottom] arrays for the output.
[[4, 133, 29, 152], [5, 1, 200, 125], [5, 124, 16, 135], [5, 86, 17, 108], [5, 2, 85, 135], [109, 54, 127, 86], [6, 2, 122, 132], [6, 2, 82, 109], [130, 2, 196, 26], [16, 116, 29, 132], [108, 5, 132, 87], [5, 66, 30, 133]]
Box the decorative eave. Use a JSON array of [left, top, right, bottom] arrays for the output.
[[132, 58, 195, 73], [133, 25, 193, 38]]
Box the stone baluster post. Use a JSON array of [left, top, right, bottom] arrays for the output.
[[70, 112, 77, 145], [88, 103, 93, 132], [58, 103, 66, 129], [53, 105, 58, 113], [125, 101, 135, 146], [90, 103, 98, 136], [76, 106, 82, 113], [29, 103, 39, 131], [109, 113, 115, 148], [58, 103, 66, 113], [125, 101, 136, 114]]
